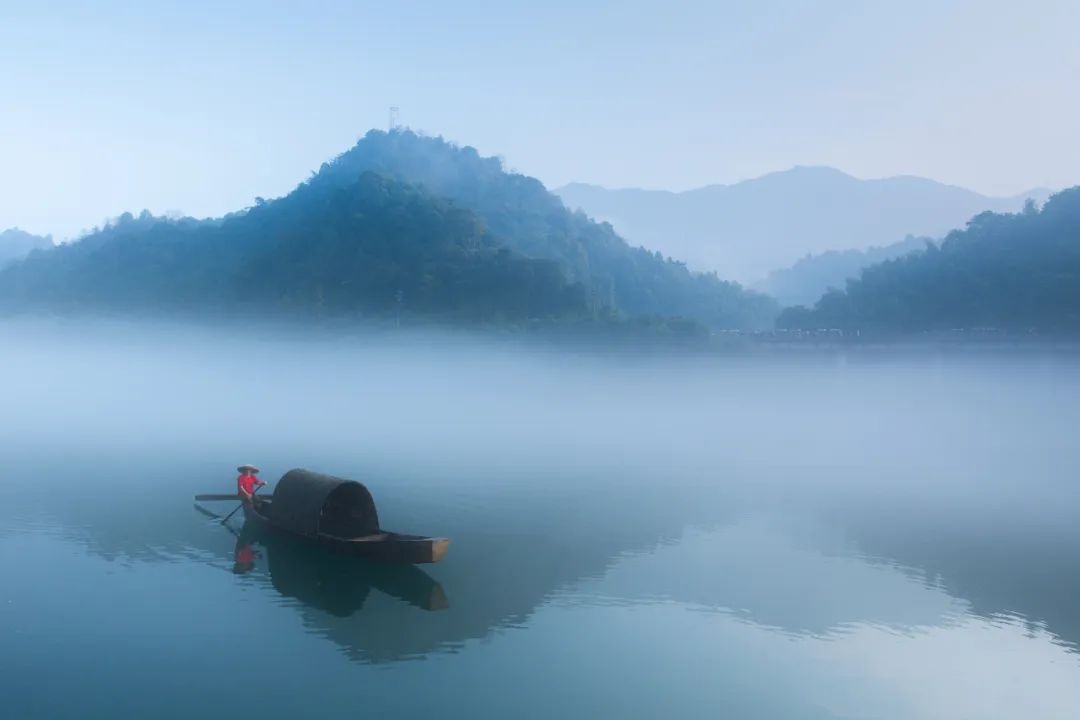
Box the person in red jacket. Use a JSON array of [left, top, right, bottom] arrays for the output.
[[236, 464, 265, 504]]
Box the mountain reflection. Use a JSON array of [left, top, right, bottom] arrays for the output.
[[21, 455, 1080, 665], [223, 477, 732, 664], [825, 491, 1080, 654]]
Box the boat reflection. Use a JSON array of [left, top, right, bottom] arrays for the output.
[[237, 521, 449, 614]]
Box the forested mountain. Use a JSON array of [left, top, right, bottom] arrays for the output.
[[0, 228, 52, 267], [776, 191, 1080, 334], [0, 130, 775, 330], [757, 235, 930, 307], [308, 130, 776, 329], [556, 169, 1050, 283], [0, 174, 587, 322]]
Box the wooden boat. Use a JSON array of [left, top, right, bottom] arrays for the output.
[[241, 468, 449, 564]]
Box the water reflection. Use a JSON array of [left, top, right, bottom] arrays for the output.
[[23, 459, 1080, 668], [223, 476, 732, 664], [569, 516, 970, 641], [7, 466, 1080, 719], [25, 463, 733, 663], [826, 494, 1080, 654], [232, 534, 259, 575], [246, 522, 450, 614]]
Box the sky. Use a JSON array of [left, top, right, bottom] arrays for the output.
[[2, 0, 1079, 240]]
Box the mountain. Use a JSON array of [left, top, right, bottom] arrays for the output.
[[0, 174, 588, 322], [555, 168, 1052, 284], [307, 130, 776, 329], [757, 235, 931, 307], [0, 130, 776, 330], [776, 189, 1080, 334], [0, 228, 52, 267]]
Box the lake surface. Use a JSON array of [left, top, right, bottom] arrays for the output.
[[2, 320, 1080, 719]]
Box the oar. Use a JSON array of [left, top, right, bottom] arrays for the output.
[[193, 502, 248, 540], [221, 485, 264, 525], [195, 494, 241, 502], [193, 504, 223, 520], [220, 501, 245, 525]]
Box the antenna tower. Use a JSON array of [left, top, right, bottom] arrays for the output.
[[388, 106, 400, 132]]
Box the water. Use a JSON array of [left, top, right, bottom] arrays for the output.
[[2, 320, 1079, 719]]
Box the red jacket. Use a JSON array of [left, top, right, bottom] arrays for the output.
[[237, 473, 262, 495]]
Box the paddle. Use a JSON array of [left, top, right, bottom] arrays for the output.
[[221, 484, 264, 525], [193, 503, 248, 542], [195, 494, 241, 502], [220, 500, 245, 525]]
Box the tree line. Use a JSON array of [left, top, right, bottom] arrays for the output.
[[778, 192, 1080, 334]]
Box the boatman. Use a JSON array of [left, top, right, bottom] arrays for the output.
[[237, 464, 265, 504]]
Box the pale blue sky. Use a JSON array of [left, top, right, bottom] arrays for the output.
[[2, 0, 1078, 239]]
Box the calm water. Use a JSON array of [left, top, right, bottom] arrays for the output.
[[2, 321, 1080, 719]]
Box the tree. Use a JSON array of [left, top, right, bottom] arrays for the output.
[[776, 188, 1080, 334]]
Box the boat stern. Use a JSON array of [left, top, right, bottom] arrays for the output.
[[429, 538, 450, 564]]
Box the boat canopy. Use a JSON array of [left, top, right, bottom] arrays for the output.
[[269, 469, 381, 539]]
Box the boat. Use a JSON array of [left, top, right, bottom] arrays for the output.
[[241, 468, 449, 564]]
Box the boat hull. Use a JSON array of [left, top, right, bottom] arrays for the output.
[[243, 500, 449, 564]]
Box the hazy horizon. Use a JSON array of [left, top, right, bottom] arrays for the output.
[[556, 166, 1055, 198], [3, 1, 1080, 240]]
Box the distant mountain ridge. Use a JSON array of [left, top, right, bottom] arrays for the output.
[[0, 228, 52, 267], [556, 168, 1052, 284]]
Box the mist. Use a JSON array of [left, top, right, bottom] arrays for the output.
[[4, 318, 1076, 499]]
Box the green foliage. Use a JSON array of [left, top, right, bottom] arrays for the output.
[[313, 130, 777, 330], [0, 129, 777, 330], [776, 188, 1080, 333], [759, 235, 931, 307], [0, 174, 588, 322]]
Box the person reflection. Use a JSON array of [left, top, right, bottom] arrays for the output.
[[233, 536, 262, 575]]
